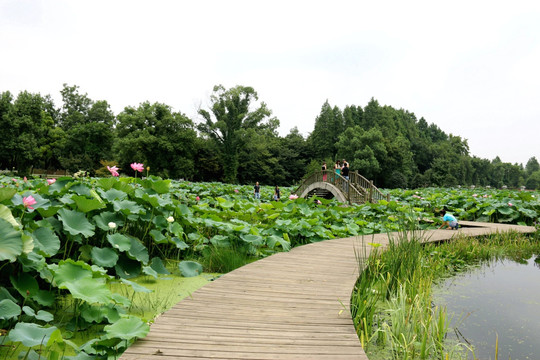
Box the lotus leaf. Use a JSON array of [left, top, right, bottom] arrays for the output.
[[72, 195, 106, 213], [115, 256, 142, 279], [112, 199, 144, 215], [0, 299, 21, 320], [91, 247, 119, 268], [103, 316, 150, 341], [11, 272, 39, 298], [93, 211, 124, 231], [0, 218, 22, 262], [142, 265, 158, 278], [32, 290, 55, 306], [0, 204, 19, 227], [149, 229, 168, 243], [107, 233, 132, 252], [62, 277, 112, 304], [32, 227, 60, 257], [52, 260, 94, 285], [178, 260, 203, 277], [57, 208, 95, 237], [150, 257, 170, 274], [120, 279, 152, 293], [0, 187, 16, 202], [8, 322, 58, 347], [127, 237, 149, 264], [266, 235, 291, 251], [171, 237, 189, 250]]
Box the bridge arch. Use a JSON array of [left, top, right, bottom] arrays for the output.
[[299, 182, 347, 202]]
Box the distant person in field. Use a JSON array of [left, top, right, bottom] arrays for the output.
[[439, 208, 459, 230], [322, 161, 327, 181], [274, 185, 281, 201], [254, 182, 260, 200]]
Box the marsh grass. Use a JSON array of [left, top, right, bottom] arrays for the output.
[[351, 225, 540, 360], [198, 245, 254, 273]]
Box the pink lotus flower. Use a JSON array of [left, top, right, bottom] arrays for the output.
[[472, 194, 478, 197], [289, 194, 299, 200], [107, 165, 120, 177], [130, 163, 144, 172], [508, 202, 513, 207], [196, 196, 200, 201], [234, 189, 239, 193], [46, 178, 56, 185], [23, 177, 27, 182], [23, 195, 37, 209], [317, 200, 322, 204]]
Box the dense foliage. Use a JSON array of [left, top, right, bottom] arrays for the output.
[[1, 85, 539, 188]]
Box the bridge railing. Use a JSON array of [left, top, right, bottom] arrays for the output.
[[294, 170, 389, 204]]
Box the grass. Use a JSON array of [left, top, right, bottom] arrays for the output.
[[351, 228, 540, 360]]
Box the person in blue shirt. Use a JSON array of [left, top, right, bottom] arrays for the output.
[[439, 208, 459, 230]]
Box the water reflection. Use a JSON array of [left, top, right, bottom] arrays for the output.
[[433, 256, 540, 360]]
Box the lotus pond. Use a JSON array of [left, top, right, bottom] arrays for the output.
[[433, 254, 540, 359], [0, 176, 538, 359]]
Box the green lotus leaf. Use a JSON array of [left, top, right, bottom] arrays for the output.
[[101, 188, 128, 202], [70, 183, 91, 196], [0, 187, 17, 202], [142, 265, 158, 278], [119, 278, 152, 293], [93, 211, 124, 231], [8, 322, 57, 347], [178, 260, 203, 277], [22, 305, 35, 317], [0, 218, 22, 262], [149, 229, 168, 243], [80, 303, 106, 323], [103, 316, 150, 341], [62, 277, 112, 304], [91, 247, 119, 268], [115, 256, 142, 279], [0, 287, 17, 302], [0, 204, 19, 227], [0, 299, 21, 320], [72, 195, 105, 213], [240, 234, 263, 246], [150, 257, 170, 275], [127, 237, 149, 264], [57, 208, 95, 238], [151, 179, 171, 194], [35, 310, 54, 322], [11, 272, 39, 298], [106, 233, 132, 252], [171, 236, 189, 250], [497, 206, 515, 215], [32, 227, 61, 257], [32, 290, 55, 306], [266, 235, 291, 251], [111, 293, 131, 307], [169, 222, 183, 237], [112, 199, 144, 215], [210, 235, 231, 247], [21, 233, 34, 254], [18, 250, 44, 273], [52, 260, 93, 285], [37, 205, 61, 218]]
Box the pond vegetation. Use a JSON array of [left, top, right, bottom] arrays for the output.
[[351, 227, 540, 360]]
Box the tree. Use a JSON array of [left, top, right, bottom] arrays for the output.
[[115, 102, 197, 179], [198, 85, 276, 183], [307, 100, 344, 161], [525, 157, 540, 176]]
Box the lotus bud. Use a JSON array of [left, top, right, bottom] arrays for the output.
[[167, 216, 174, 223], [108, 222, 117, 229]]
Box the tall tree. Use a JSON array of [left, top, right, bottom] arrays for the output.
[[198, 85, 275, 183], [115, 102, 197, 179], [307, 100, 343, 160]]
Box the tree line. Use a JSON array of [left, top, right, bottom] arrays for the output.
[[1, 84, 539, 189]]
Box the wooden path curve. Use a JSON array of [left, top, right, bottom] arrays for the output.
[[120, 221, 535, 360]]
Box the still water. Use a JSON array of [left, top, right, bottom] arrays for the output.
[[433, 256, 540, 360]]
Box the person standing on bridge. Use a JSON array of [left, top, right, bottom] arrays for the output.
[[334, 160, 341, 183], [341, 161, 349, 192], [322, 162, 327, 181]]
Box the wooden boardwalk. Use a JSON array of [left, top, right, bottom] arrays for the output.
[[121, 221, 535, 360]]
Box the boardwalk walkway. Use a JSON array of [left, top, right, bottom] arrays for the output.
[[121, 221, 535, 360]]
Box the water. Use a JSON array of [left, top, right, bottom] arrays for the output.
[[433, 256, 540, 360]]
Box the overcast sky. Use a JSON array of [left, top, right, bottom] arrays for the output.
[[1, 0, 539, 165]]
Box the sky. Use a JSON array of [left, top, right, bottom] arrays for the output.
[[1, 0, 539, 165]]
